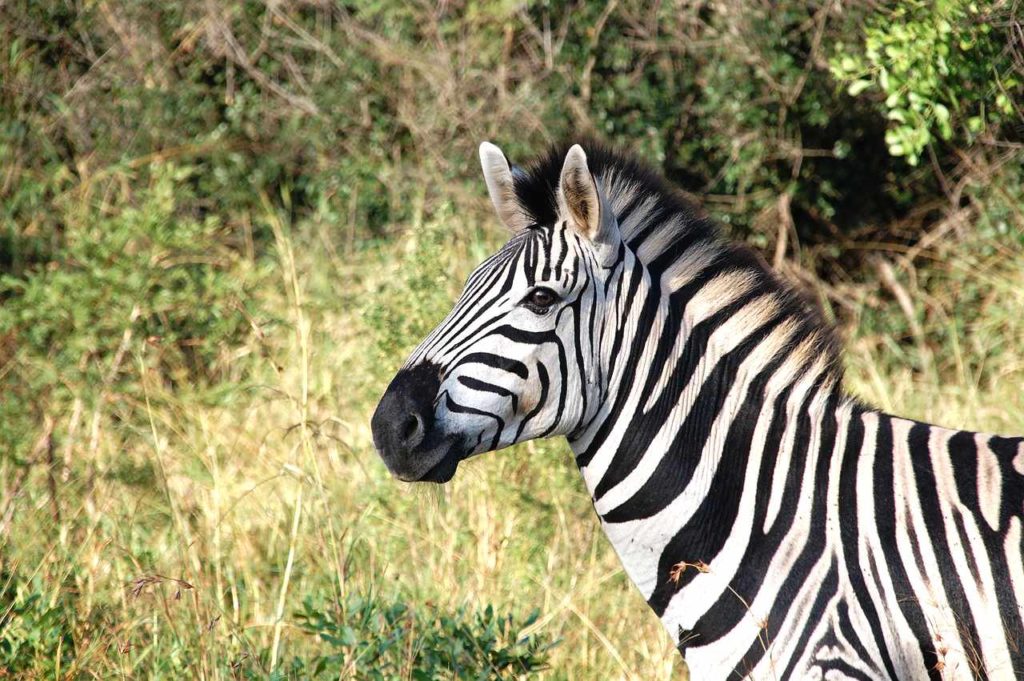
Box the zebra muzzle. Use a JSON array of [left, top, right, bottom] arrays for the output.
[[372, 362, 455, 482]]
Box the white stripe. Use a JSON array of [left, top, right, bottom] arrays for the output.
[[762, 355, 828, 533], [856, 413, 928, 677], [690, 393, 828, 678], [976, 434, 1003, 532], [658, 349, 791, 657], [933, 428, 1016, 678], [576, 260, 661, 490], [1004, 518, 1024, 653], [660, 239, 723, 292], [616, 193, 659, 239], [643, 271, 760, 412], [595, 297, 784, 515], [635, 214, 686, 263]]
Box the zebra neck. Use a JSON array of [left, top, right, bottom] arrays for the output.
[[568, 296, 848, 651]]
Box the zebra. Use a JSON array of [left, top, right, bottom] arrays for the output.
[[371, 141, 1024, 680]]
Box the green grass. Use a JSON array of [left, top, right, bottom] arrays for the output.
[[0, 202, 679, 679], [2, 2, 1022, 677], [2, 188, 1022, 678]]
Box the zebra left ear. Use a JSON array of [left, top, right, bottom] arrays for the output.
[[558, 145, 617, 248]]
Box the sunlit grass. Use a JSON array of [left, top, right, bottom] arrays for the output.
[[2, 198, 1021, 678]]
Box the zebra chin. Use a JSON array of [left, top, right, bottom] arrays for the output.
[[392, 438, 467, 484]]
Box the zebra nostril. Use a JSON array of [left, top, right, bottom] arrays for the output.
[[400, 413, 424, 446], [371, 363, 441, 461]]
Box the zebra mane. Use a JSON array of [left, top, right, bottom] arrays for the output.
[[511, 141, 845, 384]]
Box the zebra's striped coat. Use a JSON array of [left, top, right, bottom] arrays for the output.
[[371, 142, 1024, 680]]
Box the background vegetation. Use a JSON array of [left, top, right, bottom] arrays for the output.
[[1, 0, 1022, 678]]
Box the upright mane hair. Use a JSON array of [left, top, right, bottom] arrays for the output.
[[511, 141, 846, 386]]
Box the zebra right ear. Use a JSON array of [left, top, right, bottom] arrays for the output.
[[479, 142, 532, 233]]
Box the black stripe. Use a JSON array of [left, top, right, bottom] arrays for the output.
[[612, 189, 646, 227], [835, 598, 881, 677], [727, 386, 839, 675], [978, 434, 1024, 674], [626, 202, 672, 250], [539, 326, 570, 438], [776, 559, 841, 680], [909, 421, 987, 680], [444, 393, 504, 433], [838, 409, 901, 681], [515, 362, 549, 440], [423, 254, 519, 358], [990, 435, 1024, 531], [456, 376, 519, 414], [875, 417, 942, 680], [646, 350, 786, 614], [442, 310, 520, 359], [565, 295, 590, 437], [539, 225, 554, 282], [600, 310, 783, 522], [811, 659, 876, 681], [487, 325, 559, 346], [949, 430, 979, 511], [524, 231, 537, 286], [603, 256, 646, 385], [591, 288, 763, 497], [452, 352, 528, 379], [575, 257, 659, 467], [683, 378, 816, 646], [649, 226, 712, 275], [951, 508, 982, 583], [553, 226, 568, 274]]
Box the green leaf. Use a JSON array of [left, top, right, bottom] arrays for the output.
[[847, 80, 873, 96]]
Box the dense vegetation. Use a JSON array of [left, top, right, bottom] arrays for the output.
[[1, 1, 1022, 677]]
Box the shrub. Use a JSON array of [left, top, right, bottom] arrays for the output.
[[0, 573, 77, 676], [282, 594, 553, 680], [3, 0, 1020, 263], [832, 0, 1022, 165], [0, 163, 265, 455]]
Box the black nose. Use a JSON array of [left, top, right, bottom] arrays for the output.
[[371, 363, 442, 468]]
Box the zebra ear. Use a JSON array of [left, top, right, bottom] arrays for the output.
[[558, 144, 616, 246], [479, 142, 532, 232]]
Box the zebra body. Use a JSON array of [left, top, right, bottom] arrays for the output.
[[371, 142, 1024, 680]]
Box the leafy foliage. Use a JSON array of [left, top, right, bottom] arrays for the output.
[[0, 2, 1022, 678], [285, 595, 551, 680], [3, 1, 1021, 257], [0, 163, 264, 455], [0, 574, 77, 676], [832, 0, 1022, 165]]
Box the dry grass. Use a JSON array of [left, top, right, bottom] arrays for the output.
[[0, 205, 680, 678], [2, 192, 1022, 678]]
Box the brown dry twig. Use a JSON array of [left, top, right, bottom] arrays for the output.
[[669, 560, 710, 584], [202, 1, 319, 116], [128, 574, 195, 601]]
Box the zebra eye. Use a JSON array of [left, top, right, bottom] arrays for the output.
[[523, 287, 559, 311]]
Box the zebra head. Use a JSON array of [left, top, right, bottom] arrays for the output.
[[372, 143, 626, 483]]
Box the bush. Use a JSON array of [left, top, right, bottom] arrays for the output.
[[832, 0, 1022, 165], [283, 595, 552, 680], [0, 573, 78, 676], [0, 162, 265, 456], [3, 1, 1020, 261]]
